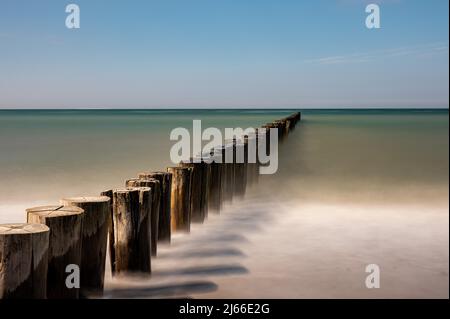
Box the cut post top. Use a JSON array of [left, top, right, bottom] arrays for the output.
[[60, 196, 110, 204], [26, 205, 84, 218], [127, 178, 159, 183], [167, 166, 193, 171], [114, 188, 146, 194], [125, 186, 151, 192], [0, 223, 50, 235], [138, 171, 170, 178]]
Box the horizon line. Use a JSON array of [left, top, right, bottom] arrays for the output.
[[0, 107, 448, 111]]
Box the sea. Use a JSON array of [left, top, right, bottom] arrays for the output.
[[0, 109, 448, 298]]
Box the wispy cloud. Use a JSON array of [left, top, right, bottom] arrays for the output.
[[305, 42, 449, 65]]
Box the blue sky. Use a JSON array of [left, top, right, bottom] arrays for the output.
[[0, 0, 448, 108]]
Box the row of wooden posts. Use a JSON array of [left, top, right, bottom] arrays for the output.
[[0, 112, 301, 299]]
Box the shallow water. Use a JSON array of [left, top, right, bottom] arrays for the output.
[[0, 109, 448, 298]]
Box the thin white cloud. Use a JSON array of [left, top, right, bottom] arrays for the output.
[[305, 42, 449, 65]]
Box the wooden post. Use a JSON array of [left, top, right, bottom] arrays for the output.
[[207, 149, 223, 213], [100, 189, 115, 275], [127, 187, 152, 273], [138, 172, 172, 243], [167, 167, 192, 232], [179, 159, 209, 223], [283, 116, 293, 134], [202, 158, 211, 218], [258, 126, 271, 156], [287, 112, 301, 127], [111, 188, 151, 275], [126, 178, 160, 256], [59, 196, 110, 297], [233, 138, 247, 197], [195, 157, 210, 221], [273, 120, 287, 140], [0, 223, 49, 299], [244, 135, 258, 187], [26, 205, 84, 299], [221, 144, 234, 203], [263, 122, 281, 141]]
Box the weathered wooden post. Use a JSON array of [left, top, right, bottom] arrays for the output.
[[110, 188, 152, 275], [0, 223, 49, 299], [207, 149, 223, 213], [285, 114, 296, 131], [179, 158, 209, 223], [100, 189, 115, 275], [232, 138, 247, 197], [258, 126, 273, 156], [59, 196, 110, 297], [167, 167, 192, 232], [213, 146, 228, 206], [273, 120, 287, 140], [251, 133, 260, 184], [126, 178, 160, 256], [128, 187, 152, 273], [283, 117, 292, 133], [138, 172, 172, 243], [26, 205, 84, 299], [288, 112, 301, 126], [195, 156, 211, 221], [202, 157, 211, 217], [244, 134, 258, 187], [221, 144, 234, 203]]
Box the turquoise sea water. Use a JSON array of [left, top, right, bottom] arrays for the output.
[[0, 109, 448, 298]]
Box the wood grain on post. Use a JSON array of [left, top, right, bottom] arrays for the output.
[[258, 127, 271, 156], [251, 134, 260, 185], [287, 112, 300, 126], [111, 188, 151, 275], [59, 196, 110, 297], [138, 172, 172, 243], [0, 223, 49, 299], [244, 135, 258, 187], [127, 187, 152, 274], [26, 205, 84, 299], [283, 117, 293, 134], [202, 158, 211, 218], [233, 138, 247, 197], [222, 145, 234, 203], [196, 157, 211, 221], [100, 189, 115, 275], [273, 120, 287, 140], [126, 178, 161, 256], [207, 149, 223, 213], [167, 167, 192, 232], [218, 148, 227, 206], [180, 159, 209, 223]]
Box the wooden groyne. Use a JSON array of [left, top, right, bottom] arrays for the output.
[[0, 111, 301, 299]]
